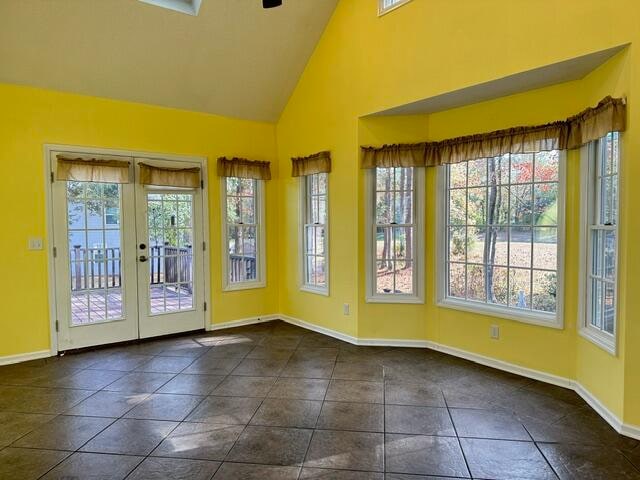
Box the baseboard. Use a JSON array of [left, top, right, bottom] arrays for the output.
[[358, 337, 434, 348], [279, 314, 359, 344], [621, 422, 640, 440], [431, 343, 575, 389], [207, 314, 280, 332], [5, 314, 637, 440], [0, 350, 52, 366], [572, 382, 634, 438], [276, 313, 639, 440]]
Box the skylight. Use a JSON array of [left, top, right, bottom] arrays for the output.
[[139, 0, 202, 16]]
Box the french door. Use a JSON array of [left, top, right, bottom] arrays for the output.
[[50, 150, 206, 351]]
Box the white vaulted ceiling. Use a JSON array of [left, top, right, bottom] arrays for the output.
[[0, 0, 338, 122]]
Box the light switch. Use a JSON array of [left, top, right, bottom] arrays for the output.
[[28, 237, 43, 250]]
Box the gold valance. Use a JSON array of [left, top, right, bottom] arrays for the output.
[[139, 162, 201, 188], [361, 96, 626, 168], [56, 156, 131, 183], [217, 157, 271, 180], [291, 151, 331, 177]]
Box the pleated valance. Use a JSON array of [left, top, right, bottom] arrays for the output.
[[291, 151, 331, 177], [139, 162, 201, 188], [217, 157, 271, 180], [56, 156, 131, 183], [361, 96, 626, 168]]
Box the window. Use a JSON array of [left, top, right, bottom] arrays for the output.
[[378, 0, 411, 15], [222, 177, 265, 290], [580, 132, 619, 353], [105, 205, 119, 226], [367, 166, 424, 303], [301, 173, 329, 294], [439, 152, 564, 326], [139, 0, 202, 16]]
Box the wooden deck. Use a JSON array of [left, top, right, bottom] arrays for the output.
[[71, 287, 193, 325]]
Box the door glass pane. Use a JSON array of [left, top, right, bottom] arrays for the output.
[[67, 181, 123, 325], [147, 191, 194, 314]]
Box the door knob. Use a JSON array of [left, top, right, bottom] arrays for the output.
[[139, 255, 148, 262]]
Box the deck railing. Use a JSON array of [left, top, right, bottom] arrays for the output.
[[150, 244, 193, 291], [71, 243, 193, 293], [229, 254, 256, 282], [71, 246, 121, 291]]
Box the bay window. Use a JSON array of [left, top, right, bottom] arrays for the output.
[[438, 151, 564, 326], [580, 132, 620, 353], [367, 166, 424, 303]]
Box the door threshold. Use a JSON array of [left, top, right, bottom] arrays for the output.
[[58, 328, 207, 357]]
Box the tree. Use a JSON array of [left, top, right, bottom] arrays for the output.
[[484, 157, 503, 302]]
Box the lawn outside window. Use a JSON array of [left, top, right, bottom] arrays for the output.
[[437, 151, 565, 327], [366, 166, 425, 304]]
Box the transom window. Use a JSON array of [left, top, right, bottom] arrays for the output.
[[301, 173, 329, 294], [222, 177, 265, 289], [379, 0, 411, 15], [581, 132, 619, 352], [440, 152, 564, 325], [367, 166, 424, 303]]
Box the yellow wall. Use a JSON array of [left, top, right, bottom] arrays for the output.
[[276, 0, 640, 425], [2, 0, 640, 430], [0, 83, 279, 357]]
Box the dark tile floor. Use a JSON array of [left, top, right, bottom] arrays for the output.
[[0, 320, 639, 479]]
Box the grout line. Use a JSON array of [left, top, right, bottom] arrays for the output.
[[216, 323, 282, 468], [443, 394, 473, 479], [1, 320, 636, 479], [296, 339, 339, 479], [523, 423, 561, 480]]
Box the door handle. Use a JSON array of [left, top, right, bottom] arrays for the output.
[[139, 255, 148, 262]]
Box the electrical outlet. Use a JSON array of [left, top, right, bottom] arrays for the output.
[[28, 237, 43, 250], [343, 303, 350, 315], [490, 325, 500, 339]]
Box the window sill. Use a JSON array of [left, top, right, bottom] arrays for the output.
[[300, 285, 329, 297], [437, 297, 563, 329], [223, 281, 266, 292], [366, 294, 424, 305], [579, 327, 617, 356]]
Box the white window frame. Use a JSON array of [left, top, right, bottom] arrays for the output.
[[378, 0, 412, 16], [578, 134, 620, 355], [365, 167, 425, 304], [436, 153, 566, 328], [221, 177, 266, 291], [299, 173, 330, 296]]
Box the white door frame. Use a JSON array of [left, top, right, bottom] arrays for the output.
[[44, 144, 211, 355]]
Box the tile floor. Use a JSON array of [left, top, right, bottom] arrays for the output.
[[0, 320, 639, 479]]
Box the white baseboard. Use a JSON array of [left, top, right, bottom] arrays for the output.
[[431, 343, 575, 389], [6, 314, 637, 440], [276, 313, 639, 440], [207, 314, 280, 332], [0, 350, 52, 366], [572, 382, 633, 438], [279, 314, 359, 344]]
